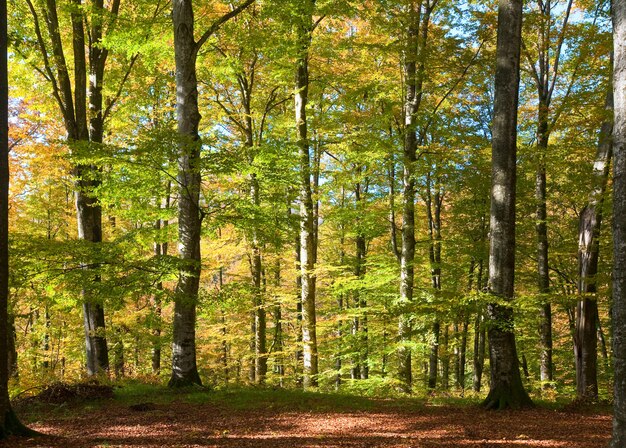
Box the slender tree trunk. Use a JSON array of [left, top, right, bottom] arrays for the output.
[[473, 309, 486, 392], [428, 321, 440, 389], [457, 316, 469, 390], [295, 0, 318, 389], [611, 1, 626, 443], [441, 326, 450, 390], [426, 174, 443, 389], [536, 100, 553, 387], [398, 1, 433, 392], [271, 261, 284, 386], [575, 87, 613, 401], [250, 174, 267, 383], [354, 181, 368, 379], [483, 0, 532, 410], [7, 315, 16, 379]]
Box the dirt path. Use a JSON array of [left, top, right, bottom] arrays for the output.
[[0, 401, 612, 448]]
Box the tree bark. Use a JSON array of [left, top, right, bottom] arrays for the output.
[[25, 0, 119, 376], [575, 86, 613, 401], [0, 8, 31, 435], [169, 0, 203, 387], [397, 0, 433, 392], [295, 0, 318, 389], [611, 0, 626, 444], [169, 0, 255, 387], [483, 0, 532, 410]]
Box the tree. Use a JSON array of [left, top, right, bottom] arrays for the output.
[[482, 0, 533, 410], [18, 0, 136, 375], [169, 0, 255, 387], [576, 85, 613, 401], [611, 0, 626, 444], [0, 0, 31, 436], [294, 0, 318, 389], [522, 0, 574, 389], [395, 0, 436, 393]]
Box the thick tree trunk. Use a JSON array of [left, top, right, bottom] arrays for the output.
[[611, 1, 626, 444], [169, 0, 203, 387], [575, 87, 613, 401], [295, 0, 318, 389], [169, 0, 255, 388], [483, 0, 532, 410], [0, 11, 31, 435]]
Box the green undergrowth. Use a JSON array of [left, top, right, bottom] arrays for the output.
[[12, 379, 613, 426], [114, 381, 429, 413]]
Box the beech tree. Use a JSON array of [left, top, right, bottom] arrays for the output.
[[0, 0, 30, 435], [169, 0, 255, 387], [19, 0, 137, 375], [611, 0, 626, 444], [293, 0, 318, 389], [482, 0, 533, 410]]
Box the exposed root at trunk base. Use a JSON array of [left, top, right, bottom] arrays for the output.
[[0, 408, 40, 440], [167, 375, 203, 389], [482, 385, 534, 410]]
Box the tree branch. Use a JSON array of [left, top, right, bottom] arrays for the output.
[[194, 0, 256, 54]]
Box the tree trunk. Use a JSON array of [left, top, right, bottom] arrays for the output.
[[441, 326, 450, 390], [250, 175, 267, 384], [398, 1, 433, 392], [0, 12, 31, 434], [536, 100, 553, 387], [295, 0, 318, 389], [611, 1, 626, 444], [271, 261, 284, 386], [473, 310, 486, 392], [575, 87, 613, 401], [7, 315, 17, 379], [428, 321, 440, 389], [169, 0, 203, 387], [354, 181, 368, 379], [483, 0, 532, 410], [458, 317, 468, 390], [426, 173, 443, 389], [169, 0, 255, 388]]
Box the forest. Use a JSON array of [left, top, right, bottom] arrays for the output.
[[0, 0, 626, 446]]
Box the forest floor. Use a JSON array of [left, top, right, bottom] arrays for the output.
[[1, 384, 612, 448]]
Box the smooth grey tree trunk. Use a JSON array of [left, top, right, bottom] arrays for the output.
[[295, 0, 318, 389], [611, 1, 626, 444], [169, 0, 255, 387], [170, 0, 203, 387], [576, 86, 613, 401], [482, 0, 533, 410]]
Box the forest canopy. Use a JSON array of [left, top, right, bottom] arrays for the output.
[[3, 0, 621, 421]]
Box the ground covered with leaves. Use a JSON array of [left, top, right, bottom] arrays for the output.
[[1, 384, 612, 448]]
